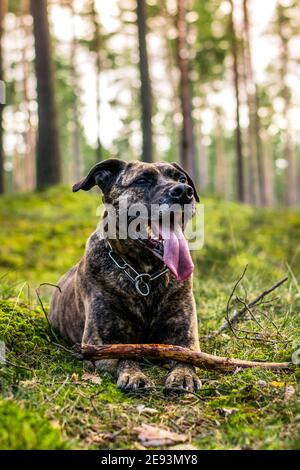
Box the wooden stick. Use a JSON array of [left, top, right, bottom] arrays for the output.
[[81, 343, 294, 371], [216, 276, 289, 335]]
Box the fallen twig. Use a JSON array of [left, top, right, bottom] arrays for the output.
[[36, 283, 61, 344], [81, 343, 294, 371], [36, 285, 82, 359], [43, 374, 70, 403], [0, 357, 33, 371], [216, 275, 288, 336]]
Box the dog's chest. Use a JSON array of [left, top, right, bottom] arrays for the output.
[[96, 285, 175, 343]]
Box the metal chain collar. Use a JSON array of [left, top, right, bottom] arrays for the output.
[[106, 240, 169, 297]]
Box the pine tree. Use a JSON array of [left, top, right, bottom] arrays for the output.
[[30, 0, 61, 189], [176, 0, 196, 179], [229, 0, 245, 202], [136, 0, 153, 163], [0, 0, 6, 194]]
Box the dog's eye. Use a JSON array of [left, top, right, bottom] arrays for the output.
[[134, 177, 149, 185], [179, 175, 187, 183]]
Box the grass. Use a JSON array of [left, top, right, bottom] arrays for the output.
[[0, 186, 299, 450]]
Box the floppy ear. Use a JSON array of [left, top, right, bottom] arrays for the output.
[[171, 162, 200, 202], [72, 159, 126, 193]]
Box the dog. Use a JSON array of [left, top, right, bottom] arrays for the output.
[[49, 159, 201, 392]]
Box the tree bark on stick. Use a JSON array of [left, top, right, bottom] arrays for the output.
[[176, 0, 196, 180], [81, 343, 293, 371], [136, 0, 153, 163], [0, 0, 6, 194], [229, 0, 245, 203], [30, 0, 61, 189]]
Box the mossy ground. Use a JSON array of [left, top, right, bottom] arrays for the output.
[[0, 187, 299, 450]]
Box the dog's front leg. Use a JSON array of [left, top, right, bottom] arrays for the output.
[[81, 299, 153, 390], [81, 302, 118, 374], [162, 295, 202, 392], [116, 360, 154, 391]]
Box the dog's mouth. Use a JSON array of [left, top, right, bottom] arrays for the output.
[[135, 216, 194, 282]]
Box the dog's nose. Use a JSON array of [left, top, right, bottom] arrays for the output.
[[169, 184, 194, 204]]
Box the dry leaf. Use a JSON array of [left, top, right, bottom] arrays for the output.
[[50, 420, 61, 430], [87, 432, 117, 444], [257, 379, 267, 388], [134, 423, 188, 448], [216, 407, 238, 417], [136, 405, 158, 415], [170, 444, 198, 450], [82, 372, 102, 385], [20, 379, 37, 387], [284, 385, 296, 402]]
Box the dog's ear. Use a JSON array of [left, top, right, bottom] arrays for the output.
[[72, 159, 126, 193], [171, 162, 200, 202]]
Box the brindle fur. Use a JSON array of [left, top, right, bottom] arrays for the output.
[[49, 160, 201, 392]]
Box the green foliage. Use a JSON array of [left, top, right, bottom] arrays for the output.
[[0, 400, 67, 450], [192, 0, 229, 85], [0, 186, 97, 285], [0, 188, 299, 449], [53, 53, 96, 180], [7, 0, 22, 14]]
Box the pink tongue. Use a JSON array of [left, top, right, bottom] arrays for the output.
[[163, 226, 194, 281], [152, 220, 194, 281]]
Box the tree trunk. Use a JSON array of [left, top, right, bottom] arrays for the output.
[[242, 0, 266, 206], [176, 0, 196, 180], [136, 0, 153, 163], [215, 108, 227, 198], [20, 0, 36, 191], [161, 5, 180, 163], [30, 0, 61, 189], [198, 119, 209, 193], [277, 4, 297, 206], [0, 0, 6, 194], [69, 1, 83, 181], [229, 0, 245, 202], [262, 135, 274, 206], [91, 0, 102, 162]]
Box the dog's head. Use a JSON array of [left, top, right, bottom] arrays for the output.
[[73, 159, 199, 281]]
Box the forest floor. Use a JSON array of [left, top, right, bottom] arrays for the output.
[[0, 186, 299, 450]]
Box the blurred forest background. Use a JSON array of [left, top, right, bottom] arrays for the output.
[[0, 0, 300, 206]]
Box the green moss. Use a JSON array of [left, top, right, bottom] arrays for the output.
[[0, 400, 67, 450]]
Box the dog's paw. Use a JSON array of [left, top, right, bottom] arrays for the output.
[[117, 371, 154, 391], [165, 365, 201, 393]]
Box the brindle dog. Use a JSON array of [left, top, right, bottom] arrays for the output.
[[49, 159, 201, 392]]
